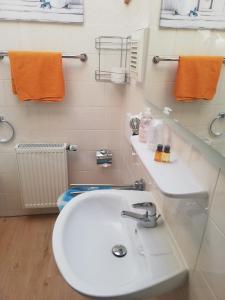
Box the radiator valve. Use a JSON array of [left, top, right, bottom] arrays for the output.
[[66, 144, 78, 151]]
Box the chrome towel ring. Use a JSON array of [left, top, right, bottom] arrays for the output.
[[209, 112, 225, 137], [0, 116, 15, 143]]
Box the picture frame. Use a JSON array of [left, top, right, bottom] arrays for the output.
[[0, 0, 84, 24], [160, 0, 225, 30]]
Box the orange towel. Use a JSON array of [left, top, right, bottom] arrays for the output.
[[8, 51, 65, 102], [174, 56, 223, 101]]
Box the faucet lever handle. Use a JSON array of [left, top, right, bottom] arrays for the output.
[[132, 202, 157, 216], [132, 202, 154, 209]]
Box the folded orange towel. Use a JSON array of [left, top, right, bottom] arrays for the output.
[[174, 56, 223, 101], [8, 51, 65, 102]]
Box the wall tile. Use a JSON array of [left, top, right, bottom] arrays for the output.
[[148, 28, 176, 56], [0, 193, 21, 211], [208, 31, 225, 55], [173, 30, 198, 56], [69, 169, 121, 185], [0, 81, 6, 106], [171, 131, 192, 162], [2, 80, 27, 107], [0, 171, 19, 194], [163, 195, 208, 269], [104, 84, 126, 107], [144, 81, 175, 110], [68, 130, 121, 151], [16, 128, 70, 144], [187, 147, 220, 206], [193, 30, 213, 55], [19, 22, 65, 52], [68, 150, 121, 172], [0, 153, 17, 173], [63, 54, 98, 83], [85, 0, 150, 30], [188, 271, 217, 300], [47, 107, 109, 130], [105, 107, 123, 130], [145, 55, 177, 85], [198, 219, 225, 300], [64, 81, 105, 107], [125, 83, 145, 114], [0, 58, 12, 81], [210, 170, 225, 236], [0, 22, 20, 50]]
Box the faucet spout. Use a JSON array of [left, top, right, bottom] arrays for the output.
[[121, 205, 161, 228], [121, 210, 146, 221]]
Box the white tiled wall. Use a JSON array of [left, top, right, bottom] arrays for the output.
[[0, 0, 151, 216], [144, 0, 225, 150]]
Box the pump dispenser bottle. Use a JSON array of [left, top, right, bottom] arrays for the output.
[[139, 108, 152, 143], [147, 106, 172, 151], [163, 107, 172, 146]]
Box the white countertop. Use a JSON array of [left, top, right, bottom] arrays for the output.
[[131, 136, 208, 199]]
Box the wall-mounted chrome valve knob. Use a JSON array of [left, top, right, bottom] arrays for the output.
[[96, 149, 112, 166]]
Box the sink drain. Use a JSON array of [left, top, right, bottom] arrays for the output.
[[112, 245, 127, 257]]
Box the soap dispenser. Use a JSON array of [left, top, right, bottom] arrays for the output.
[[147, 119, 164, 151], [139, 108, 152, 143], [162, 107, 173, 146], [147, 106, 172, 151]]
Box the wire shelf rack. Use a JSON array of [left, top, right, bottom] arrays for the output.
[[95, 36, 131, 84]]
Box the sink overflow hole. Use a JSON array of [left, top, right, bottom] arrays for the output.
[[112, 245, 127, 258]]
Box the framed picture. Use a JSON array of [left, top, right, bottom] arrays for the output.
[[160, 0, 225, 29], [0, 0, 84, 24]]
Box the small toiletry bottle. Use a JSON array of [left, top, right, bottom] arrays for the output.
[[163, 107, 173, 146], [139, 108, 152, 143], [154, 144, 163, 162], [162, 145, 171, 163]]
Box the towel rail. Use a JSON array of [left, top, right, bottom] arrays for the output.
[[0, 52, 88, 62], [209, 112, 225, 137], [0, 116, 14, 143], [152, 56, 225, 64]]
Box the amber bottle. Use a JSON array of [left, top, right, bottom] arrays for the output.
[[154, 144, 163, 162], [162, 145, 171, 163]]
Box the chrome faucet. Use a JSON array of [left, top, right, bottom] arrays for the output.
[[121, 202, 161, 228]]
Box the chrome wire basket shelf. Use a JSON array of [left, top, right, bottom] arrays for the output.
[[95, 36, 131, 84]]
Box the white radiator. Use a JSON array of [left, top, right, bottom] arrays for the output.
[[15, 143, 68, 208]]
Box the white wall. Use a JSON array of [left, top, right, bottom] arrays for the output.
[[0, 0, 151, 216]]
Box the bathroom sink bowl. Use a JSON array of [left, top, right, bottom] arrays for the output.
[[52, 190, 187, 299]]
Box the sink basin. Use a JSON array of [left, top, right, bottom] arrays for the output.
[[52, 190, 187, 299]]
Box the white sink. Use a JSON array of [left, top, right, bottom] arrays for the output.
[[52, 190, 187, 299]]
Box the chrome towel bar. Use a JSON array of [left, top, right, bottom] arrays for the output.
[[152, 56, 225, 64], [0, 52, 88, 62]]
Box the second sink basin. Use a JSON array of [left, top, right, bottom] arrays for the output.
[[52, 190, 187, 299]]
